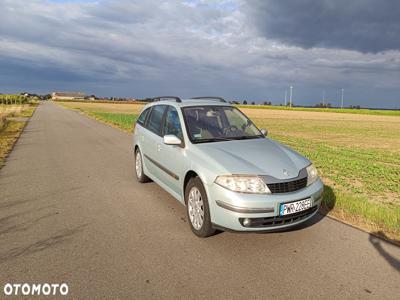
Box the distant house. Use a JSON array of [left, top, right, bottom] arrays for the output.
[[52, 92, 85, 100]]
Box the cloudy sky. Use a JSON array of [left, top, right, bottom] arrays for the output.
[[1, 0, 400, 108]]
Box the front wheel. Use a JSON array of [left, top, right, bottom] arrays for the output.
[[185, 177, 215, 237], [135, 148, 150, 183]]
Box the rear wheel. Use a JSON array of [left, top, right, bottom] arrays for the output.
[[185, 177, 215, 237], [135, 148, 150, 183]]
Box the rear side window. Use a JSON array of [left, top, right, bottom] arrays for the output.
[[147, 105, 167, 135], [137, 107, 150, 126]]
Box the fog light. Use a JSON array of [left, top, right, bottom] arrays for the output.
[[243, 218, 252, 227]]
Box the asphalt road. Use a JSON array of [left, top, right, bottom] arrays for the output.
[[0, 102, 399, 299]]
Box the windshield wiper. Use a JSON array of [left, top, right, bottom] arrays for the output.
[[194, 137, 236, 143], [194, 135, 263, 143], [232, 135, 264, 140]]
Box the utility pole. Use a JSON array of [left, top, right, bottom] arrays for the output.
[[289, 86, 293, 108], [284, 89, 287, 106], [341, 88, 344, 109], [322, 90, 325, 107]]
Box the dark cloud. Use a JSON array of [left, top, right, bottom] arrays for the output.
[[0, 0, 399, 108], [244, 0, 400, 53]]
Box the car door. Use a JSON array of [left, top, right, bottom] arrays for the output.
[[156, 105, 186, 198], [141, 104, 167, 179]]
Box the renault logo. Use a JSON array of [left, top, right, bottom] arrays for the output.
[[283, 169, 289, 176]]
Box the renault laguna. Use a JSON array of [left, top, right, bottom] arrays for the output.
[[133, 96, 323, 237]]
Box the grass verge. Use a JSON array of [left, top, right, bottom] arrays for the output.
[[0, 104, 37, 168], [86, 111, 137, 131]]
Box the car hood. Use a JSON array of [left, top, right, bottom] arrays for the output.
[[196, 138, 310, 179]]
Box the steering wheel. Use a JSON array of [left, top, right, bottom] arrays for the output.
[[223, 125, 239, 135]]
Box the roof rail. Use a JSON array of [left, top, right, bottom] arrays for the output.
[[190, 96, 226, 103], [152, 96, 182, 103]]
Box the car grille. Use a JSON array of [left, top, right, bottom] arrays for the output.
[[266, 177, 307, 193], [239, 205, 318, 228]]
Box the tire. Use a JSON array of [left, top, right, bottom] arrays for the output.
[[185, 177, 215, 237], [135, 148, 150, 183]]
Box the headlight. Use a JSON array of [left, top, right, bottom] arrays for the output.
[[306, 164, 318, 186], [215, 175, 271, 194]]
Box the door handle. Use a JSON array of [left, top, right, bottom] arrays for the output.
[[157, 144, 162, 152]]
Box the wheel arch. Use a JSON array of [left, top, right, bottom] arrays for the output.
[[183, 170, 199, 204]]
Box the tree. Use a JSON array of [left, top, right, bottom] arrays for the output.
[[251, 101, 255, 105], [315, 102, 331, 108], [243, 100, 247, 105]]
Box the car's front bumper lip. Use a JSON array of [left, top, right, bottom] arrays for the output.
[[208, 178, 324, 231], [212, 206, 320, 233], [215, 200, 274, 214]]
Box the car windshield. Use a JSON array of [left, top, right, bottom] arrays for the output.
[[182, 106, 263, 143]]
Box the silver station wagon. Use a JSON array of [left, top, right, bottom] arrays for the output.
[[133, 96, 324, 237]]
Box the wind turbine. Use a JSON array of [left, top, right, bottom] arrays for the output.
[[341, 88, 344, 109]]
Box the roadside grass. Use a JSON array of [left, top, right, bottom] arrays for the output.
[[58, 101, 400, 242], [87, 111, 137, 131], [237, 104, 400, 117], [274, 134, 400, 239], [0, 104, 37, 168]]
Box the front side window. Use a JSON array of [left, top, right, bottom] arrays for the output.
[[163, 107, 183, 140], [182, 106, 262, 143], [147, 105, 166, 135], [137, 107, 150, 126]]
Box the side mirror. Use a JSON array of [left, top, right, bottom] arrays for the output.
[[260, 129, 268, 136], [163, 134, 182, 145]]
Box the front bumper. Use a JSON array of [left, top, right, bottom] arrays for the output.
[[208, 178, 324, 231]]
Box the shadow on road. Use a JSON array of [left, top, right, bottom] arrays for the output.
[[369, 231, 400, 272]]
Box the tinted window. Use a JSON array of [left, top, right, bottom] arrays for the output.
[[137, 107, 150, 126], [147, 105, 166, 135], [163, 106, 183, 140]]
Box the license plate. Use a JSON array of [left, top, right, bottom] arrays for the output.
[[280, 198, 311, 216]]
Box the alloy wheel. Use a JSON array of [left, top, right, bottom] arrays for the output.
[[188, 187, 204, 230]]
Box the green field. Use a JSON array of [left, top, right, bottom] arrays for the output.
[[58, 101, 400, 242], [88, 112, 137, 131]]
